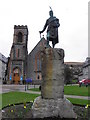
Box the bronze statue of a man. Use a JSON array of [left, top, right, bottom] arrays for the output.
[[39, 9, 60, 48]]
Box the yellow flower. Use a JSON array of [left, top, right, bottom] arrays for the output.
[[30, 100, 33, 103], [85, 104, 88, 109], [11, 110, 13, 112], [24, 106, 26, 109], [23, 102, 26, 109]]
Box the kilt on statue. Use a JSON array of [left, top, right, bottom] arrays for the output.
[[39, 7, 60, 48]]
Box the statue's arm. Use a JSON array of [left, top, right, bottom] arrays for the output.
[[39, 20, 48, 34], [53, 18, 60, 28]]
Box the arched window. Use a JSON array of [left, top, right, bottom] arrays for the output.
[[37, 75, 40, 80], [35, 52, 41, 72], [17, 32, 23, 42]]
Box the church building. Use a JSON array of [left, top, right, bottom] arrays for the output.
[[8, 25, 47, 84]]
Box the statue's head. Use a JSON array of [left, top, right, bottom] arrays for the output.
[[49, 7, 53, 17], [49, 10, 53, 17]]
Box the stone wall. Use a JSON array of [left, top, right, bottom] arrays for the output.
[[27, 37, 47, 80]]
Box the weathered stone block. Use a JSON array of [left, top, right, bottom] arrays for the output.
[[41, 48, 64, 99], [32, 96, 77, 118]]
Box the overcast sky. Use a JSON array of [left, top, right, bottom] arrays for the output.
[[0, 0, 89, 62]]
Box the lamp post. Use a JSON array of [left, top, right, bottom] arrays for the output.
[[25, 81, 27, 91]]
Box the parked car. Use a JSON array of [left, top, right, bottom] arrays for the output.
[[78, 79, 90, 87]]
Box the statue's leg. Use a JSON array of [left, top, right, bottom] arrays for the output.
[[53, 44, 55, 48], [47, 37, 49, 47], [52, 40, 55, 48], [47, 40, 49, 47]]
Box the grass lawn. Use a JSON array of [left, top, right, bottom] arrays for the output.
[[67, 98, 89, 106], [1, 89, 90, 109], [64, 85, 90, 96], [0, 94, 2, 109], [29, 88, 40, 92], [1, 91, 40, 109], [29, 85, 90, 96]]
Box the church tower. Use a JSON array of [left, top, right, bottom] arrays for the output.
[[8, 25, 28, 84]]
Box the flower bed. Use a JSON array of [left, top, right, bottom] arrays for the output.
[[1, 103, 89, 119]]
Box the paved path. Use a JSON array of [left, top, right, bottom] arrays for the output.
[[0, 85, 39, 93], [1, 85, 90, 100], [64, 95, 90, 100], [20, 90, 90, 100]]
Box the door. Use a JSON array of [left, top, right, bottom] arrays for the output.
[[13, 68, 20, 84], [13, 73, 20, 84]]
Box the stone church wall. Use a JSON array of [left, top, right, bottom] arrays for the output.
[[27, 38, 47, 80]]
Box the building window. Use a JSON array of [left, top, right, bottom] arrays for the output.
[[17, 32, 23, 42], [36, 73, 42, 80], [37, 75, 40, 80], [37, 59, 39, 71], [36, 58, 41, 71], [35, 52, 41, 72]]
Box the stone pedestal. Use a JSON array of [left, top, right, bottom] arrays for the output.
[[32, 48, 77, 118], [41, 48, 65, 99], [32, 96, 77, 118]]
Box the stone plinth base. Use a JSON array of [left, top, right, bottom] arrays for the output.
[[41, 48, 65, 99], [32, 96, 77, 118]]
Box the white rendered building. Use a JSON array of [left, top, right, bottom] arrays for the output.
[[0, 53, 7, 84], [79, 57, 90, 81]]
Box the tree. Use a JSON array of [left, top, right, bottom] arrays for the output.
[[64, 65, 73, 84]]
